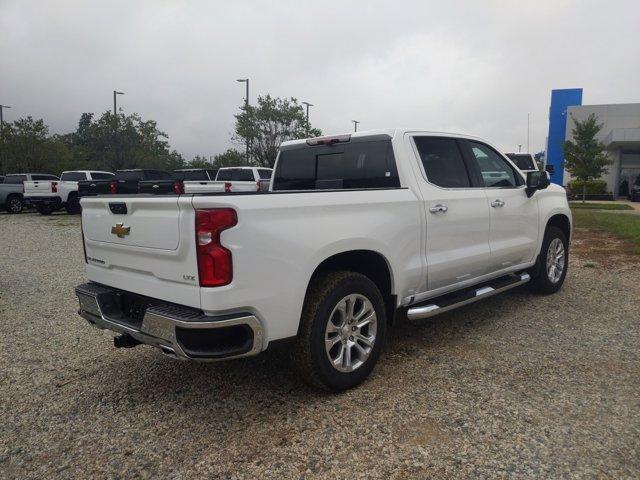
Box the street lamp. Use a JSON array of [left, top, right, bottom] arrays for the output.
[[113, 90, 124, 115], [352, 120, 360, 132], [237, 79, 250, 162], [0, 104, 11, 137], [302, 101, 313, 137]]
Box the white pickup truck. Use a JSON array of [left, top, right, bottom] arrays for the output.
[[25, 170, 114, 214], [184, 166, 272, 194], [75, 129, 571, 391]]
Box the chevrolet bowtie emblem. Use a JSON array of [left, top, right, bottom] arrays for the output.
[[111, 223, 131, 238]]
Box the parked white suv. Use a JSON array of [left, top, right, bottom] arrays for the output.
[[75, 129, 571, 391], [25, 170, 114, 214]]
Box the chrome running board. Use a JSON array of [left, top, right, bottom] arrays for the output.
[[407, 272, 530, 321]]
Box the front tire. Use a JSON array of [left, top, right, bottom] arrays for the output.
[[292, 271, 387, 391], [5, 195, 24, 214], [528, 226, 568, 294]]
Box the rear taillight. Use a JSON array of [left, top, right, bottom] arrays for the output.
[[224, 182, 232, 193], [109, 180, 118, 194], [173, 180, 184, 195], [195, 208, 237, 287], [51, 181, 58, 193]]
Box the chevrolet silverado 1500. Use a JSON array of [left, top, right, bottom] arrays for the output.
[[24, 170, 114, 214], [75, 129, 571, 391]]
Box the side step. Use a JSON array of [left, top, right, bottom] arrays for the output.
[[407, 272, 530, 321]]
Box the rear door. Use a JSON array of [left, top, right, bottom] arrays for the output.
[[410, 135, 491, 291], [464, 141, 539, 271]]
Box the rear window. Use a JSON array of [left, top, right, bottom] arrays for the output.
[[257, 169, 272, 180], [32, 174, 59, 181], [60, 172, 87, 181], [91, 172, 114, 180], [4, 175, 27, 184], [116, 171, 145, 181], [216, 169, 255, 181], [174, 170, 209, 181], [273, 140, 399, 191], [506, 153, 536, 171]]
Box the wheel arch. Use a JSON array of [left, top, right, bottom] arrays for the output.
[[546, 213, 571, 241], [305, 249, 396, 323]]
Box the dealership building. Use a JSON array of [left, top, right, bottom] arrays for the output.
[[546, 88, 640, 197]]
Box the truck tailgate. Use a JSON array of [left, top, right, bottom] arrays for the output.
[[183, 181, 225, 194], [24, 180, 53, 196], [81, 195, 201, 308]]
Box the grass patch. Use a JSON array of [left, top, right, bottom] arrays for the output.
[[572, 209, 640, 253], [569, 202, 633, 210]]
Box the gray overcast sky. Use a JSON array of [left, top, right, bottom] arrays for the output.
[[1, 0, 639, 159]]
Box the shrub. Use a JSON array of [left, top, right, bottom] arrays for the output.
[[567, 179, 608, 195]]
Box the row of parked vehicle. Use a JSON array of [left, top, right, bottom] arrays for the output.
[[0, 166, 273, 214]]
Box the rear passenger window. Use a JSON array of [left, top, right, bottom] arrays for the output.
[[414, 137, 471, 188], [273, 140, 399, 191]]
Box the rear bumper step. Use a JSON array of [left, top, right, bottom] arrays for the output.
[[75, 282, 263, 361], [407, 272, 530, 321]]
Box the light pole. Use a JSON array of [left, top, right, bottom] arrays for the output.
[[527, 113, 530, 153], [113, 90, 124, 115], [352, 120, 359, 132], [302, 101, 313, 137], [237, 78, 250, 162], [0, 104, 11, 138]]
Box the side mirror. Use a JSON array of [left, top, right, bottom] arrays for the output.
[[526, 171, 550, 197]]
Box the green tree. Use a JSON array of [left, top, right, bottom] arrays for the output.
[[0, 116, 71, 175], [234, 95, 321, 168], [69, 111, 184, 172], [563, 113, 611, 202]]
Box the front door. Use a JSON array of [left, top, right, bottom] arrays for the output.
[[465, 141, 539, 272], [410, 135, 491, 291]]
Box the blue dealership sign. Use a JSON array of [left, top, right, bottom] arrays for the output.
[[547, 88, 583, 185]]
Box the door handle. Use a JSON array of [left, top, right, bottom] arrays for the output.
[[491, 199, 505, 208], [429, 204, 448, 214]]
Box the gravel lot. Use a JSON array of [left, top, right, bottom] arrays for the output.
[[1, 212, 639, 479]]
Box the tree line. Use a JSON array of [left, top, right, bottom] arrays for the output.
[[0, 94, 321, 175]]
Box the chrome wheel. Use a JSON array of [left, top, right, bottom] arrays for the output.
[[546, 238, 565, 284], [324, 294, 377, 373]]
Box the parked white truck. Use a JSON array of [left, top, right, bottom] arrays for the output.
[[25, 170, 114, 214], [184, 166, 272, 194], [75, 129, 571, 391]]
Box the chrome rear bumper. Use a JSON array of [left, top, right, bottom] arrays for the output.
[[75, 282, 263, 361]]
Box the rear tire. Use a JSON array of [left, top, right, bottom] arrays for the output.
[[36, 204, 56, 215], [528, 226, 568, 294], [292, 271, 387, 391], [5, 195, 24, 214], [65, 194, 81, 214]]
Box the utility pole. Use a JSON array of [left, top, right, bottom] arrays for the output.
[[352, 120, 359, 132], [0, 104, 11, 138], [237, 78, 250, 162], [113, 90, 124, 115], [302, 101, 313, 137]]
